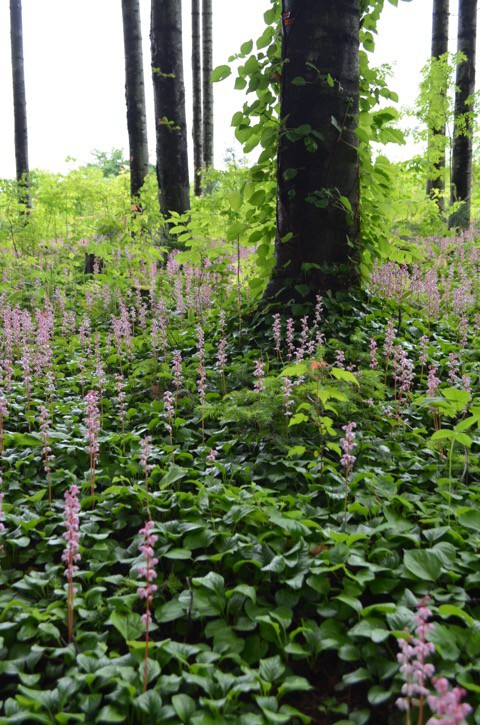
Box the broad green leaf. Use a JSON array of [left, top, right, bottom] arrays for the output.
[[160, 464, 186, 489], [192, 572, 225, 597], [437, 604, 474, 626], [403, 549, 442, 581], [330, 367, 359, 386], [109, 611, 144, 641], [279, 362, 307, 377], [155, 598, 188, 623], [211, 65, 231, 83], [259, 655, 285, 683], [172, 694, 196, 722], [96, 706, 126, 722], [458, 509, 480, 531]]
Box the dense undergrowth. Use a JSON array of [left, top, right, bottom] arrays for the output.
[[0, 208, 479, 725]]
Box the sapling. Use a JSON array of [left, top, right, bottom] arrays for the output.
[[137, 521, 158, 692]]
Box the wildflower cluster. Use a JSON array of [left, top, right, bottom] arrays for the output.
[[396, 597, 471, 724]]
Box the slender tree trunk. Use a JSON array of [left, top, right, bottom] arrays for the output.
[[202, 0, 214, 170], [263, 0, 360, 303], [426, 0, 449, 210], [192, 0, 203, 196], [449, 0, 477, 228], [151, 0, 190, 217], [10, 0, 31, 209], [121, 0, 149, 200]]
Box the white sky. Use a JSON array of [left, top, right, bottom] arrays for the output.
[[0, 0, 467, 179]]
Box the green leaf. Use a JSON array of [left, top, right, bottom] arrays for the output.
[[159, 464, 186, 489], [259, 655, 285, 683], [403, 549, 442, 581], [163, 548, 192, 560], [437, 604, 474, 626], [172, 694, 196, 722], [330, 367, 359, 386], [368, 685, 390, 705], [278, 676, 313, 697], [279, 362, 307, 378], [229, 190, 243, 212], [458, 509, 480, 531], [155, 598, 187, 623], [211, 65, 231, 83], [240, 40, 253, 55], [97, 706, 126, 722], [431, 429, 454, 441], [226, 220, 247, 241], [192, 572, 225, 597], [109, 610, 144, 641]]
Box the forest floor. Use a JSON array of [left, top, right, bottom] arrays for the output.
[[0, 229, 479, 724]]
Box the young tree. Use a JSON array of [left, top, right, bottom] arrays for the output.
[[202, 0, 214, 170], [449, 0, 477, 228], [192, 0, 203, 195], [426, 0, 449, 210], [121, 0, 149, 200], [263, 0, 360, 303], [150, 0, 190, 216], [10, 0, 31, 209]]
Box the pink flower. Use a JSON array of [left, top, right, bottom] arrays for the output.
[[253, 360, 266, 394], [62, 485, 81, 584], [137, 521, 158, 627], [340, 422, 357, 469], [139, 435, 153, 475], [84, 390, 100, 465], [0, 490, 5, 535]]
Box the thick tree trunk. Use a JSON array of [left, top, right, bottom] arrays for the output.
[[202, 0, 214, 170], [10, 0, 31, 209], [263, 0, 360, 303], [449, 0, 476, 228], [121, 0, 149, 200], [151, 0, 190, 217], [192, 0, 203, 195], [426, 0, 449, 210]]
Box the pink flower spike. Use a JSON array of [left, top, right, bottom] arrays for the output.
[[137, 520, 158, 691]]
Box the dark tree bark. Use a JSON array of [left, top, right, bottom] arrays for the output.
[[202, 0, 214, 170], [151, 0, 190, 216], [426, 0, 449, 210], [263, 0, 360, 303], [121, 0, 149, 200], [449, 0, 477, 228], [192, 0, 203, 195], [10, 0, 31, 209]]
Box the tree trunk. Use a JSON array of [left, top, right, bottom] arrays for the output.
[[202, 0, 214, 170], [10, 0, 31, 209], [151, 0, 190, 217], [192, 0, 203, 196], [121, 0, 149, 200], [426, 0, 449, 210], [449, 0, 477, 229], [263, 0, 360, 303]]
